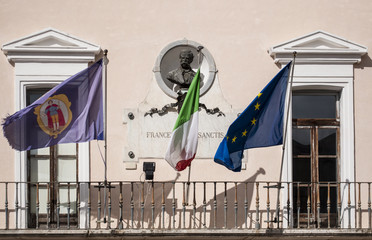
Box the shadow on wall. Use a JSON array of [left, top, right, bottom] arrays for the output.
[[195, 167, 266, 229], [89, 168, 266, 229], [355, 53, 372, 69]]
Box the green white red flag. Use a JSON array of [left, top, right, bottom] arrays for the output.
[[165, 69, 200, 171]]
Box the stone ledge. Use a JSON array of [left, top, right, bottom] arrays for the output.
[[1, 229, 372, 239]]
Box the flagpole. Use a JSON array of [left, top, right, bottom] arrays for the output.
[[274, 51, 297, 228], [102, 49, 108, 223], [185, 46, 204, 205]]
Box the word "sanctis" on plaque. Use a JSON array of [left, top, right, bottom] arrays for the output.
[[146, 132, 225, 139]]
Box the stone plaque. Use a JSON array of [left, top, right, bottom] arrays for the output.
[[123, 39, 245, 169], [124, 109, 238, 160]]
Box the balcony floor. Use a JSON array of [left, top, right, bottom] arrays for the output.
[[2, 229, 372, 240]]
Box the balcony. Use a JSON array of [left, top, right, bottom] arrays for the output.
[[1, 180, 372, 239]]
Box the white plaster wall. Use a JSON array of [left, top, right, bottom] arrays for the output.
[[0, 0, 370, 182], [0, 0, 372, 229]]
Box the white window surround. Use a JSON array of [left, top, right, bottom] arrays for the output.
[[269, 31, 367, 228], [2, 28, 100, 229]]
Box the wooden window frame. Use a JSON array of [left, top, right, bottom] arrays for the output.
[[292, 92, 340, 227]]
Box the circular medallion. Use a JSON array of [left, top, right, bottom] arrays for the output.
[[154, 39, 217, 99]]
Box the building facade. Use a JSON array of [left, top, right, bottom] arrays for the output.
[[0, 0, 372, 239]]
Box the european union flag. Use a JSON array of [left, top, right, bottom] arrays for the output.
[[2, 59, 104, 151], [214, 62, 292, 172]]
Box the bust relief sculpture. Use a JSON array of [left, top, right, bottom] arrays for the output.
[[166, 49, 197, 90], [154, 40, 216, 99], [165, 49, 206, 111], [148, 40, 223, 116]]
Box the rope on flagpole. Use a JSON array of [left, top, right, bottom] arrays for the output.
[[273, 51, 297, 228]]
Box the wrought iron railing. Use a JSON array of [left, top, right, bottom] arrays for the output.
[[0, 181, 369, 230]]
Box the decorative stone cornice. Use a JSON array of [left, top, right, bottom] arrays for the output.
[[269, 31, 367, 64], [2, 28, 100, 63]]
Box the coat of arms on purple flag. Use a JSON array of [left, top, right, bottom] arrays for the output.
[[2, 59, 104, 151], [34, 95, 72, 139]]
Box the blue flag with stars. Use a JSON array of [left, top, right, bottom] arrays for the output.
[[214, 62, 292, 172]]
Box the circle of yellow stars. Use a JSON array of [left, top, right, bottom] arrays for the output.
[[226, 92, 262, 144]]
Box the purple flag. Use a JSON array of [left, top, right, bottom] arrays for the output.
[[2, 59, 104, 151]]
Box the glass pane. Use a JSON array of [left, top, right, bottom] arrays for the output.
[[57, 143, 76, 155], [30, 147, 49, 155], [293, 158, 311, 182], [293, 95, 337, 119], [319, 186, 337, 213], [318, 129, 337, 155], [293, 185, 311, 213], [26, 88, 51, 106], [30, 185, 48, 214], [58, 158, 76, 182], [292, 128, 310, 156], [30, 158, 50, 182], [59, 186, 77, 214], [319, 158, 337, 182], [30, 185, 36, 214], [38, 187, 48, 214]]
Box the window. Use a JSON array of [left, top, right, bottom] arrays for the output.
[[269, 31, 366, 228], [26, 89, 78, 228], [292, 92, 340, 227], [2, 28, 99, 228]]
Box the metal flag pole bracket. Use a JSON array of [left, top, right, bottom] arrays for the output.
[[264, 184, 285, 189], [94, 183, 115, 224], [264, 184, 284, 224]]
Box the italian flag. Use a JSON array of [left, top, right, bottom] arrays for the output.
[[165, 69, 200, 171]]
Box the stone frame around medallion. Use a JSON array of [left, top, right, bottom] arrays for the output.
[[153, 39, 217, 99]]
